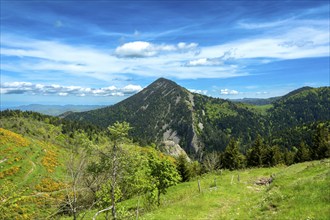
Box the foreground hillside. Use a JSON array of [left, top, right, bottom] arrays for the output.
[[0, 128, 69, 219], [81, 159, 330, 220], [0, 113, 183, 219]]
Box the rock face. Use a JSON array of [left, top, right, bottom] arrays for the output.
[[158, 140, 191, 161]]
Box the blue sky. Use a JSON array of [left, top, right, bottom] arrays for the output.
[[1, 0, 329, 107]]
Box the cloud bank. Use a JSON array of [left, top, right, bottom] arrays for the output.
[[220, 89, 239, 95], [1, 82, 143, 97]]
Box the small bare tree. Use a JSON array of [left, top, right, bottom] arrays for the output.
[[60, 131, 94, 220], [203, 151, 220, 172]]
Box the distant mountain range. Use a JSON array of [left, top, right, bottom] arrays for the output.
[[65, 78, 330, 158], [6, 104, 105, 116]]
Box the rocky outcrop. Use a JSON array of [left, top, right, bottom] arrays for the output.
[[158, 140, 191, 161]]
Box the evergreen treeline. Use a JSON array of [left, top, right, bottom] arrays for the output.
[[202, 121, 330, 171]]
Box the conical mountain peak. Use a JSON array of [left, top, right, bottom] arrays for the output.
[[147, 77, 185, 92]]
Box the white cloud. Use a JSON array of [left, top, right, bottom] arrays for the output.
[[220, 89, 239, 95], [114, 41, 199, 57], [115, 41, 157, 57], [196, 18, 329, 63], [186, 58, 222, 66], [122, 84, 143, 94], [256, 91, 269, 95], [186, 49, 237, 66], [200, 30, 329, 61], [1, 82, 143, 97], [188, 89, 208, 95]]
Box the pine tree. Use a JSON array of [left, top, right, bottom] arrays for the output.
[[176, 154, 191, 182], [247, 135, 265, 167], [311, 123, 330, 160], [223, 138, 245, 170], [294, 141, 311, 163]]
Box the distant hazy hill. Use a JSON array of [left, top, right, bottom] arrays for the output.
[[8, 104, 105, 116], [65, 78, 329, 158], [231, 97, 280, 105]]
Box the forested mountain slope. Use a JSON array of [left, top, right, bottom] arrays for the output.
[[65, 78, 268, 156], [268, 86, 330, 131], [65, 78, 330, 157], [65, 78, 200, 154]]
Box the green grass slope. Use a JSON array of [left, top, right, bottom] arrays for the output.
[[0, 128, 69, 219], [117, 159, 329, 220]]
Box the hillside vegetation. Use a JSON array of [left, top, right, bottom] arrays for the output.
[[66, 159, 330, 220], [0, 127, 69, 219], [0, 113, 184, 219], [65, 78, 330, 158]]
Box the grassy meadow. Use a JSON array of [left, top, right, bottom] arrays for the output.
[[82, 159, 329, 220]]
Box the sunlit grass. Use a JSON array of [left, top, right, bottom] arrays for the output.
[[115, 160, 329, 220]]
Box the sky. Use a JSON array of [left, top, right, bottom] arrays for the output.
[[1, 0, 329, 107]]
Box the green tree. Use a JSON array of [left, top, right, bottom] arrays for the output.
[[247, 135, 265, 167], [266, 145, 284, 166], [176, 154, 191, 182], [284, 149, 295, 165], [311, 123, 330, 160], [223, 138, 245, 170], [107, 121, 132, 220], [147, 152, 181, 206], [91, 122, 132, 220], [294, 141, 311, 163]]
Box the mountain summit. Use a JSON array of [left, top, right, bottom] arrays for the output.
[[65, 78, 330, 158], [66, 78, 203, 156]]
